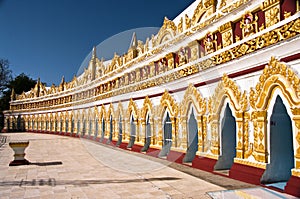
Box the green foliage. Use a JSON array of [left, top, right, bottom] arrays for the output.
[[9, 73, 37, 95], [0, 60, 37, 130]]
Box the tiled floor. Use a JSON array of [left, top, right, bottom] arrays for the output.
[[0, 133, 224, 198], [0, 133, 296, 199]]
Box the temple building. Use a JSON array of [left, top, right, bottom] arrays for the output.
[[3, 0, 300, 197]]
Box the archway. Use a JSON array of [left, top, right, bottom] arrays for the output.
[[76, 119, 80, 135], [82, 117, 86, 136], [59, 117, 63, 133], [261, 96, 294, 185], [183, 108, 198, 162], [214, 103, 236, 170], [94, 117, 98, 139], [66, 118, 69, 133], [107, 115, 113, 144], [70, 118, 74, 134], [158, 111, 172, 158], [55, 118, 58, 132], [141, 113, 151, 152], [88, 119, 92, 137], [127, 114, 136, 148], [100, 117, 105, 142], [45, 119, 49, 132], [116, 115, 123, 146]]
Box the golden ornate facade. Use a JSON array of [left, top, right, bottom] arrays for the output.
[[3, 0, 300, 197]]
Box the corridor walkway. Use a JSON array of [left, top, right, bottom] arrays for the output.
[[0, 133, 296, 199]]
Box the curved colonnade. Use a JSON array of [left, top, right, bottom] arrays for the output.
[[3, 0, 300, 197]]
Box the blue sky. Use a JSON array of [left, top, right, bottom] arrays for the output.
[[0, 0, 194, 85]]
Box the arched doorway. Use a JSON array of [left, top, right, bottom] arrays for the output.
[[76, 120, 80, 135], [141, 114, 151, 152], [261, 96, 294, 185], [50, 120, 53, 132], [107, 115, 113, 144], [214, 103, 236, 170], [100, 117, 105, 142], [45, 120, 49, 132], [94, 117, 98, 139], [82, 118, 86, 136], [183, 108, 198, 162], [60, 119, 63, 133], [116, 115, 123, 146], [158, 111, 172, 158], [88, 119, 92, 136], [55, 119, 58, 132], [71, 118, 74, 134], [65, 119, 69, 133], [127, 114, 136, 148]]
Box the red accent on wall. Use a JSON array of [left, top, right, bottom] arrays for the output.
[[281, 0, 297, 20], [216, 32, 222, 47], [285, 176, 300, 197], [255, 10, 265, 29], [233, 21, 242, 42], [192, 156, 217, 172], [229, 163, 265, 185], [167, 150, 185, 164], [280, 52, 300, 62], [200, 39, 205, 57]]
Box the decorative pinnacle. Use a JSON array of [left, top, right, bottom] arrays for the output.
[[92, 46, 97, 59]]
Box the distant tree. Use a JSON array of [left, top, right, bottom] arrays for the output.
[[0, 73, 37, 130], [0, 59, 12, 96], [9, 73, 37, 95]]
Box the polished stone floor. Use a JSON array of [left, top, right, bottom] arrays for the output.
[[0, 133, 296, 199]]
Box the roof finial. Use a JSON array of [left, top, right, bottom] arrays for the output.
[[60, 76, 65, 84], [92, 46, 97, 59], [129, 32, 137, 49]]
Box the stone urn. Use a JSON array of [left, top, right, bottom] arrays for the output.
[[9, 141, 30, 166]]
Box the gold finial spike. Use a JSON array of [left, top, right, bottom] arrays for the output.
[[92, 46, 97, 59], [129, 32, 137, 49], [60, 76, 65, 84], [11, 88, 16, 101]]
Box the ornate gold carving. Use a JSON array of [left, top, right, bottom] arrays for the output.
[[127, 98, 139, 120], [214, 19, 300, 65], [181, 84, 207, 151], [177, 17, 183, 33], [250, 57, 300, 110], [204, 33, 217, 54], [155, 17, 177, 46], [159, 90, 178, 117], [185, 14, 191, 30], [141, 96, 153, 120], [209, 74, 248, 156], [240, 12, 258, 38], [181, 84, 206, 116], [234, 158, 266, 169], [192, 0, 216, 25], [219, 22, 233, 47], [261, 0, 280, 28]]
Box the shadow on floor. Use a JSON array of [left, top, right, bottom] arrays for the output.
[[29, 161, 63, 166], [0, 177, 181, 187]]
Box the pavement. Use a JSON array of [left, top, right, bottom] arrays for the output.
[[0, 133, 297, 199]]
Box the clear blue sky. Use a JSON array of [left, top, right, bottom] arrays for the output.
[[0, 0, 195, 85]]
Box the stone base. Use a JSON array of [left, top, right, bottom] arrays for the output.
[[229, 162, 265, 185], [285, 176, 300, 197], [9, 159, 30, 166], [192, 156, 217, 172], [1, 128, 7, 133], [131, 144, 143, 152], [119, 142, 128, 149], [146, 148, 160, 157], [167, 150, 185, 164]]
